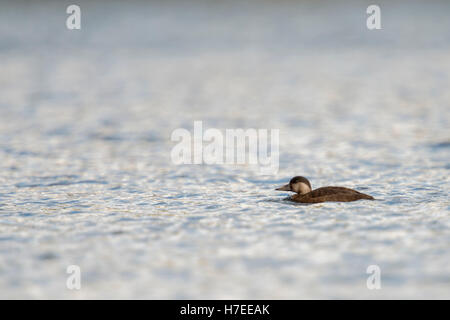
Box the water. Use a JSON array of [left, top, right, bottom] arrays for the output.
[[0, 0, 449, 299]]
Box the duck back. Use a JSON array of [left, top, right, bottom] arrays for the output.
[[291, 186, 374, 203]]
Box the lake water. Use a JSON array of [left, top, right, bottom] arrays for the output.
[[0, 0, 449, 299]]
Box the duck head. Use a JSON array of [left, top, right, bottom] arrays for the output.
[[276, 176, 312, 195]]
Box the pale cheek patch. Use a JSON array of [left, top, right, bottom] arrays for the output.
[[298, 182, 311, 194]]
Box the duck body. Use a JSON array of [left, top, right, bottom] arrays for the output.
[[276, 176, 374, 203], [291, 186, 374, 203]]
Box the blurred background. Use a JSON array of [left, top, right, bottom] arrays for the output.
[[0, 0, 449, 299]]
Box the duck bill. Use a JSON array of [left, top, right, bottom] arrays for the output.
[[275, 184, 291, 191]]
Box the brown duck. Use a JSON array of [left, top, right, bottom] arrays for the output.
[[275, 176, 374, 203]]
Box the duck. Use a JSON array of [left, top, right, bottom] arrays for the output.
[[275, 176, 374, 203]]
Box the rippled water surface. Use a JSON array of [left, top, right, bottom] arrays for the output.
[[0, 0, 449, 299]]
